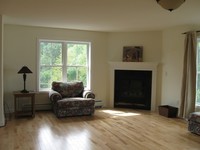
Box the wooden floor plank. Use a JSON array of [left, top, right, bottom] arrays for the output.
[[0, 108, 200, 150]]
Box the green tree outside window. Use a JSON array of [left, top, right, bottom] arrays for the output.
[[39, 40, 90, 91]]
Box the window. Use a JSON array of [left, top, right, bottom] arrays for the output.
[[196, 38, 200, 106], [38, 40, 91, 91]]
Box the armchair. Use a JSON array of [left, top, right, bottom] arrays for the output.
[[49, 81, 95, 118], [188, 112, 200, 135]]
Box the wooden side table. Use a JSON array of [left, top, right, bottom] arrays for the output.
[[13, 91, 36, 118]]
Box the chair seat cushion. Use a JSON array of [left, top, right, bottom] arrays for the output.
[[57, 97, 95, 108]]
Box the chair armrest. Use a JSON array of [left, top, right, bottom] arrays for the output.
[[49, 90, 62, 103], [83, 90, 95, 99]]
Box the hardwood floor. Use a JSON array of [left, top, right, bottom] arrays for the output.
[[0, 108, 200, 150]]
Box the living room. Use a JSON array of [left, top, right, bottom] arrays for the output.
[[0, 1, 200, 149]]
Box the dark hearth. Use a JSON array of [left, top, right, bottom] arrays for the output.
[[114, 70, 152, 110]]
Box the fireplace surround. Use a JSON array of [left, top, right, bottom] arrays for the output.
[[109, 62, 158, 111], [114, 70, 152, 110]]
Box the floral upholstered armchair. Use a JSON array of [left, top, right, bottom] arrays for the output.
[[188, 112, 200, 135], [49, 81, 95, 118]]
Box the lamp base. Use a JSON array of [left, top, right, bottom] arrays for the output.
[[21, 89, 29, 93]]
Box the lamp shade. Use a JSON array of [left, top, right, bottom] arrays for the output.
[[18, 66, 32, 93], [18, 66, 32, 74], [156, 0, 185, 11]]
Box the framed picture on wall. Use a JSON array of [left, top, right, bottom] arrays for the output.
[[122, 46, 143, 62]]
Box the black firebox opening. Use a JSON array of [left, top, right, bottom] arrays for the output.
[[114, 70, 152, 110]]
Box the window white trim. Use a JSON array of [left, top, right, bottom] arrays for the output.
[[87, 42, 91, 90], [37, 39, 91, 91], [62, 42, 67, 82]]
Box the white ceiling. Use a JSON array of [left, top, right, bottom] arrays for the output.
[[0, 0, 200, 32]]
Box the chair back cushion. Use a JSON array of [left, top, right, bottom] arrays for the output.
[[52, 81, 84, 98]]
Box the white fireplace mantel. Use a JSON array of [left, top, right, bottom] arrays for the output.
[[109, 62, 158, 111]]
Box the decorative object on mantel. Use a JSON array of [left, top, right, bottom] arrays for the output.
[[18, 66, 32, 93], [123, 46, 143, 62], [156, 0, 185, 12]]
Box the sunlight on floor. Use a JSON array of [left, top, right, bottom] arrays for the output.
[[38, 125, 57, 149], [101, 110, 141, 117], [38, 125, 91, 150], [65, 129, 91, 149]]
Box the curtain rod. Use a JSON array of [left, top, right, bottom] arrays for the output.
[[182, 31, 200, 34]]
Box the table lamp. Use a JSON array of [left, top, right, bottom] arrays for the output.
[[18, 66, 32, 93]]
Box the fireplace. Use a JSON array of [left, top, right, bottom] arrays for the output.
[[109, 62, 158, 111], [114, 70, 152, 110]]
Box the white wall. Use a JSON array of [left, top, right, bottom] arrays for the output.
[[4, 25, 108, 111], [3, 25, 164, 111], [0, 15, 5, 127], [107, 31, 162, 62], [161, 25, 200, 108], [5, 24, 200, 113], [106, 31, 162, 107]]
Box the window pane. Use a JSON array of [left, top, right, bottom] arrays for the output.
[[196, 40, 200, 105], [197, 88, 200, 105], [78, 67, 87, 86], [67, 43, 87, 66], [40, 66, 62, 89], [38, 40, 90, 91], [67, 67, 77, 81], [67, 67, 87, 86], [40, 42, 62, 65]]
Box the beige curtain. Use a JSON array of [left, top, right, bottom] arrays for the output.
[[180, 31, 197, 118]]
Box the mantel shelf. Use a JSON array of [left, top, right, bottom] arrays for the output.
[[109, 62, 159, 70]]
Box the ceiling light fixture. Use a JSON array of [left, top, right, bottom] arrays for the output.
[[156, 0, 186, 12]]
